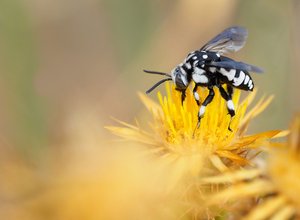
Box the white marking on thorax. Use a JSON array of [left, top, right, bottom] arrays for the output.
[[185, 62, 192, 69], [193, 74, 208, 84], [219, 68, 236, 81], [186, 51, 196, 61], [209, 67, 216, 72], [227, 100, 235, 111], [194, 67, 205, 75], [233, 71, 245, 86], [216, 53, 220, 57], [202, 54, 208, 59], [193, 67, 208, 83], [193, 60, 199, 67]]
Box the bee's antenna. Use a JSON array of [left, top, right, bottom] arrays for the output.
[[146, 78, 172, 94], [143, 69, 171, 77]]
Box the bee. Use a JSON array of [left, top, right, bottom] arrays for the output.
[[144, 26, 263, 131]]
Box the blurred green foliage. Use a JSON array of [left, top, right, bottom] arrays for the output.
[[0, 0, 46, 155], [103, 0, 155, 67], [102, 0, 175, 67]]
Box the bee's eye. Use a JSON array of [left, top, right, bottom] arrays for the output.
[[175, 74, 187, 90]]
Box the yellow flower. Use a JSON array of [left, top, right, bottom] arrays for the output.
[[107, 83, 282, 180], [203, 114, 300, 220]]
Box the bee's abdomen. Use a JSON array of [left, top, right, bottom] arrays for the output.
[[218, 68, 254, 91]]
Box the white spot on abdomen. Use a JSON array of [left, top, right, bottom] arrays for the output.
[[219, 68, 236, 81], [202, 54, 208, 59], [248, 80, 254, 90], [248, 79, 253, 88], [233, 71, 245, 86], [244, 75, 250, 84]]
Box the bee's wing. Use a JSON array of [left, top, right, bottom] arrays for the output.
[[209, 60, 264, 73], [200, 26, 248, 55]]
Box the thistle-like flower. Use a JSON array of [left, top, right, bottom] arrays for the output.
[[108, 83, 282, 181], [204, 115, 299, 220]]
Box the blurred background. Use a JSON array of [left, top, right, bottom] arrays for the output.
[[0, 0, 299, 218], [0, 0, 299, 156]]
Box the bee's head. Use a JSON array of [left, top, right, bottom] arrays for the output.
[[171, 66, 188, 91]]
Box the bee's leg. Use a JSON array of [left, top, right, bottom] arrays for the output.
[[181, 90, 186, 105], [227, 85, 233, 98], [218, 85, 235, 117], [218, 85, 235, 131], [196, 87, 215, 128], [193, 84, 200, 106]]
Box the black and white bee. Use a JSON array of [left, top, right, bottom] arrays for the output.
[[144, 26, 263, 131]]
